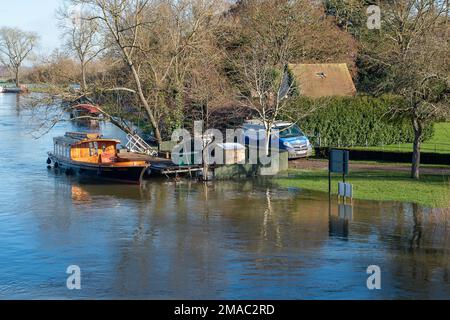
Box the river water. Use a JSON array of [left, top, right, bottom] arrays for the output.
[[0, 93, 449, 299]]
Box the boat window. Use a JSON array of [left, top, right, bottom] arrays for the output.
[[89, 142, 99, 157]]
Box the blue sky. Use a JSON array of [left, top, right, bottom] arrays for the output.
[[0, 0, 61, 52]]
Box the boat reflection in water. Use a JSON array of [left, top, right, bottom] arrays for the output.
[[71, 185, 93, 203]]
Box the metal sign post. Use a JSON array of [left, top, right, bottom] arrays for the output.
[[328, 149, 353, 238], [329, 149, 349, 195], [329, 149, 354, 205]]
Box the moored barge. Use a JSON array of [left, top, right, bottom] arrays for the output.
[[0, 85, 28, 93], [47, 132, 150, 184]]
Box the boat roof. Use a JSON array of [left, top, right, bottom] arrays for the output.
[[54, 132, 120, 146], [72, 104, 100, 114]]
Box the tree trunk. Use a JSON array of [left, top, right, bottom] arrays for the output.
[[411, 117, 423, 180], [14, 68, 20, 87], [202, 144, 210, 181], [108, 116, 134, 136], [128, 62, 163, 145], [81, 63, 87, 93], [265, 129, 271, 156]]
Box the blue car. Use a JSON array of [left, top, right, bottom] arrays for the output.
[[243, 120, 313, 159]]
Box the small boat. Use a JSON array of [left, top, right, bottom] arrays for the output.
[[70, 104, 102, 119], [2, 85, 28, 93], [47, 132, 150, 184], [0, 86, 4, 93]]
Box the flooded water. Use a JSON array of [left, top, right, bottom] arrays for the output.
[[0, 93, 449, 299]]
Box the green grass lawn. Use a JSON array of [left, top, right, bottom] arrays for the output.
[[277, 169, 450, 208], [351, 122, 450, 154]]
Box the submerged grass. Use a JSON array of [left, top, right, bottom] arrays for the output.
[[276, 169, 450, 208]]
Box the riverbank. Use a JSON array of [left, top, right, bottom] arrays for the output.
[[277, 159, 450, 208]]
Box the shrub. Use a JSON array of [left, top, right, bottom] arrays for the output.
[[281, 95, 433, 147]]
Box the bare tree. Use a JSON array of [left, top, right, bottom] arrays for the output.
[[188, 46, 237, 179], [0, 27, 39, 87], [144, 0, 229, 136], [21, 83, 141, 139], [65, 0, 164, 143], [362, 0, 449, 179], [24, 49, 80, 85], [226, 0, 320, 155], [58, 3, 105, 93], [65, 0, 227, 145], [189, 60, 236, 129]]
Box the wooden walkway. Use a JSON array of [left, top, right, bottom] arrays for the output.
[[119, 151, 203, 175]]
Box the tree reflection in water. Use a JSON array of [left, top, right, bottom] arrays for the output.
[[17, 176, 450, 299]]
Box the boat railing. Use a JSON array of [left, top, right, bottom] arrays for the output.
[[126, 134, 158, 156]]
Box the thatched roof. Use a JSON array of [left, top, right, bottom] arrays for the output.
[[288, 63, 356, 98]]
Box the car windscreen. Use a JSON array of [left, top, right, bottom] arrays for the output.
[[276, 125, 304, 138]]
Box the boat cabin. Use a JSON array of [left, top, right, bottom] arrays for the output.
[[70, 104, 101, 119], [54, 132, 120, 164]]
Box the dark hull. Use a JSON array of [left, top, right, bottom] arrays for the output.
[[49, 154, 148, 184]]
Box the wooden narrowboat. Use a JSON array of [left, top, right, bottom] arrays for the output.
[[47, 132, 150, 184]]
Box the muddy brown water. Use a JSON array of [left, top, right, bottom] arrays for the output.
[[0, 94, 449, 299]]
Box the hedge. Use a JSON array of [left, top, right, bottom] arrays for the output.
[[281, 95, 433, 147], [315, 147, 450, 165]]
